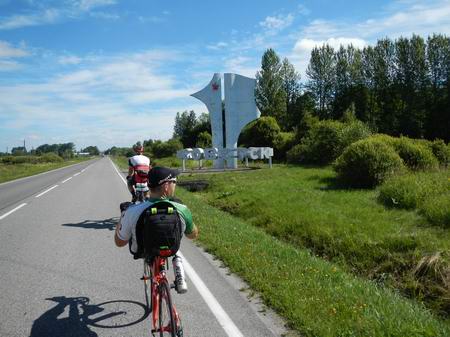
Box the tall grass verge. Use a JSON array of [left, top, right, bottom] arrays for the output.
[[176, 188, 450, 336], [0, 156, 93, 184], [177, 165, 450, 316]]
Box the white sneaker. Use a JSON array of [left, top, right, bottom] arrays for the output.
[[174, 273, 187, 294]]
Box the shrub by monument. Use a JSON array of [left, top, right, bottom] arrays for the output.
[[392, 137, 439, 171], [195, 131, 212, 148], [238, 116, 281, 147], [286, 119, 371, 165], [334, 138, 405, 187], [151, 139, 183, 158], [273, 132, 296, 161]]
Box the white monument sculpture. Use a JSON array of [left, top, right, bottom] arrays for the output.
[[179, 73, 273, 169]]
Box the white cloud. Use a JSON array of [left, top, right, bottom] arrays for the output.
[[207, 42, 228, 50], [293, 37, 367, 54], [0, 41, 28, 58], [89, 11, 120, 20], [58, 55, 82, 65], [0, 48, 203, 149], [260, 13, 294, 31], [224, 56, 259, 78], [0, 8, 60, 30], [0, 0, 118, 30], [0, 59, 22, 71], [75, 0, 117, 11], [290, 0, 450, 78]]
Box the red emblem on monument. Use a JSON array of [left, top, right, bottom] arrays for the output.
[[212, 82, 219, 91]]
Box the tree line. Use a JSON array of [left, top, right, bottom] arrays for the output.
[[1, 143, 100, 158], [255, 33, 449, 142]]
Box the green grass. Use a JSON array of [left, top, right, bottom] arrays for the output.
[[176, 187, 450, 337], [379, 170, 450, 227], [176, 164, 449, 316], [0, 156, 94, 183]]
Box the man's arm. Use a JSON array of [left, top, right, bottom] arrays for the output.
[[114, 220, 128, 247], [185, 224, 198, 239]]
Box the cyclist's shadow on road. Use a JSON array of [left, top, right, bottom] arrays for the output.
[[61, 218, 118, 231], [30, 296, 148, 337]]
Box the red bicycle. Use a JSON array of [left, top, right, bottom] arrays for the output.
[[142, 254, 183, 337]]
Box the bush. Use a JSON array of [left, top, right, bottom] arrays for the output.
[[0, 154, 63, 164], [392, 137, 439, 171], [40, 153, 64, 163], [339, 119, 372, 149], [238, 116, 281, 147], [419, 193, 450, 227], [287, 119, 371, 165], [334, 138, 405, 188], [428, 139, 450, 167], [287, 120, 343, 164], [378, 172, 448, 209], [273, 132, 296, 161]]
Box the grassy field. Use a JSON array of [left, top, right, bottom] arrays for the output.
[[0, 156, 94, 183], [111, 155, 450, 335]]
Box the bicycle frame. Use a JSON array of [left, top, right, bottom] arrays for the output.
[[144, 255, 182, 336]]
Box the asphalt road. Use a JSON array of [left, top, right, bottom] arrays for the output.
[[0, 157, 287, 337]]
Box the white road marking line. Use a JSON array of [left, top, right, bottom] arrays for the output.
[[109, 157, 243, 337], [73, 172, 80, 177], [0, 203, 27, 220], [110, 158, 127, 185], [61, 177, 72, 184], [179, 252, 244, 337], [35, 185, 58, 198]]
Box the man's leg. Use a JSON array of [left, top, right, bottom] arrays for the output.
[[126, 176, 137, 202]]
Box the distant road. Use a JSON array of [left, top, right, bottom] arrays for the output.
[[0, 156, 284, 337], [0, 158, 98, 212]]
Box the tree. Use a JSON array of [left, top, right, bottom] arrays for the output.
[[394, 35, 429, 137], [306, 45, 336, 117], [255, 49, 287, 123], [426, 34, 450, 140], [81, 146, 100, 155], [11, 146, 26, 156], [173, 111, 212, 148], [173, 110, 198, 147], [280, 57, 301, 130]]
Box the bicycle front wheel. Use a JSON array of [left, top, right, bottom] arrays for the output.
[[157, 280, 176, 337]]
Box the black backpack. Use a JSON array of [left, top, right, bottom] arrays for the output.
[[134, 201, 182, 258]]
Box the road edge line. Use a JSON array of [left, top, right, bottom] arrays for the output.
[[179, 252, 244, 337]]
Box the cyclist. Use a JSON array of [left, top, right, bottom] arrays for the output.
[[115, 166, 199, 293], [127, 143, 151, 202]]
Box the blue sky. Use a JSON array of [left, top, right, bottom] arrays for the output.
[[0, 0, 449, 152]]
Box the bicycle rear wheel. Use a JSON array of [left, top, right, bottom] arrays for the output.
[[143, 261, 152, 313], [156, 280, 176, 337]]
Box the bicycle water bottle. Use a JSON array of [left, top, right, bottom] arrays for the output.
[[172, 255, 187, 294]]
